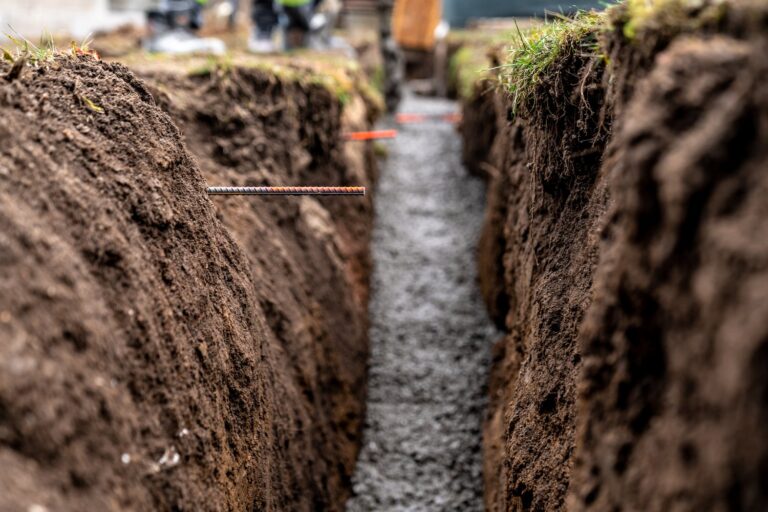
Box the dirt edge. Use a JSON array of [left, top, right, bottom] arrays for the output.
[[460, 2, 768, 510], [0, 54, 377, 512]]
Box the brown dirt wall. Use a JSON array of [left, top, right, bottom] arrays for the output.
[[0, 54, 376, 512], [461, 2, 768, 510], [459, 77, 500, 180], [138, 62, 378, 510]]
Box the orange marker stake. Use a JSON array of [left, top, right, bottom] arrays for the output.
[[442, 113, 463, 123], [396, 113, 429, 124], [396, 113, 462, 124], [344, 129, 398, 141]]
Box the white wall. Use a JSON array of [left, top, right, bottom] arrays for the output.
[[0, 0, 144, 39]]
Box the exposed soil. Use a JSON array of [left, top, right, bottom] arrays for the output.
[[476, 41, 610, 512], [5, 2, 768, 510], [138, 62, 377, 510], [0, 54, 375, 512], [346, 94, 498, 511], [461, 2, 768, 511], [571, 30, 768, 512], [459, 77, 499, 180]]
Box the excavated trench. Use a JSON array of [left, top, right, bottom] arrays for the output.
[[347, 94, 497, 512], [0, 55, 377, 512], [460, 2, 768, 510], [7, 3, 768, 509], [0, 52, 497, 512]]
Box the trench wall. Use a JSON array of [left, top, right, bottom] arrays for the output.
[[461, 2, 768, 510], [0, 54, 377, 512]]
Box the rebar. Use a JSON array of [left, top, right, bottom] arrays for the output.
[[206, 186, 366, 196]]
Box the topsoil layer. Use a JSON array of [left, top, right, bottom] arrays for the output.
[[462, 2, 768, 511], [0, 54, 375, 512]]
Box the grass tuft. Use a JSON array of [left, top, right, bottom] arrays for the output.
[[185, 54, 383, 112], [449, 46, 491, 100], [498, 10, 606, 114], [69, 34, 100, 59], [461, 0, 734, 117], [1, 31, 99, 72], [4, 31, 57, 64], [373, 141, 389, 159], [620, 0, 728, 40]]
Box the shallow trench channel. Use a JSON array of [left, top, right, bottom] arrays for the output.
[[347, 94, 498, 511]]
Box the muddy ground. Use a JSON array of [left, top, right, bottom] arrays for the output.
[[0, 54, 376, 512], [347, 94, 497, 511], [461, 1, 768, 510]]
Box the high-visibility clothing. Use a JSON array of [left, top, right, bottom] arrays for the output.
[[277, 0, 312, 6]]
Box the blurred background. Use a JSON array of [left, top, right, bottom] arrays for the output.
[[0, 0, 609, 110], [1, 0, 605, 39], [2, 0, 143, 38]]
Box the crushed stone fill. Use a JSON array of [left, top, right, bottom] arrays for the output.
[[347, 94, 498, 512]]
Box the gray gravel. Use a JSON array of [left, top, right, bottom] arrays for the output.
[[346, 95, 498, 512]]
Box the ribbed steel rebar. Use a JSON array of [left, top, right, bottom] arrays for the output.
[[206, 186, 366, 196]]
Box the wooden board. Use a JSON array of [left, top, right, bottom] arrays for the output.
[[392, 0, 441, 50]]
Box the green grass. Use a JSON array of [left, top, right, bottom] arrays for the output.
[[373, 141, 389, 159], [370, 65, 385, 95], [158, 52, 383, 113], [449, 45, 491, 100], [620, 0, 728, 40], [446, 25, 542, 101], [4, 32, 58, 64], [453, 0, 735, 117], [498, 11, 606, 114], [2, 32, 97, 66], [0, 33, 105, 113]]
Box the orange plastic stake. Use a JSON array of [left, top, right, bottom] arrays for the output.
[[396, 113, 462, 124], [396, 113, 428, 124], [441, 113, 463, 123], [345, 130, 398, 141]]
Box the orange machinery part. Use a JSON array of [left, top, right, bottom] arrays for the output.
[[392, 0, 442, 51]]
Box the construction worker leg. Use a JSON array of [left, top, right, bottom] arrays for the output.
[[145, 0, 226, 54], [281, 4, 313, 49], [146, 0, 173, 33], [252, 0, 279, 37], [283, 4, 312, 32], [147, 0, 201, 32], [189, 0, 208, 31]]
